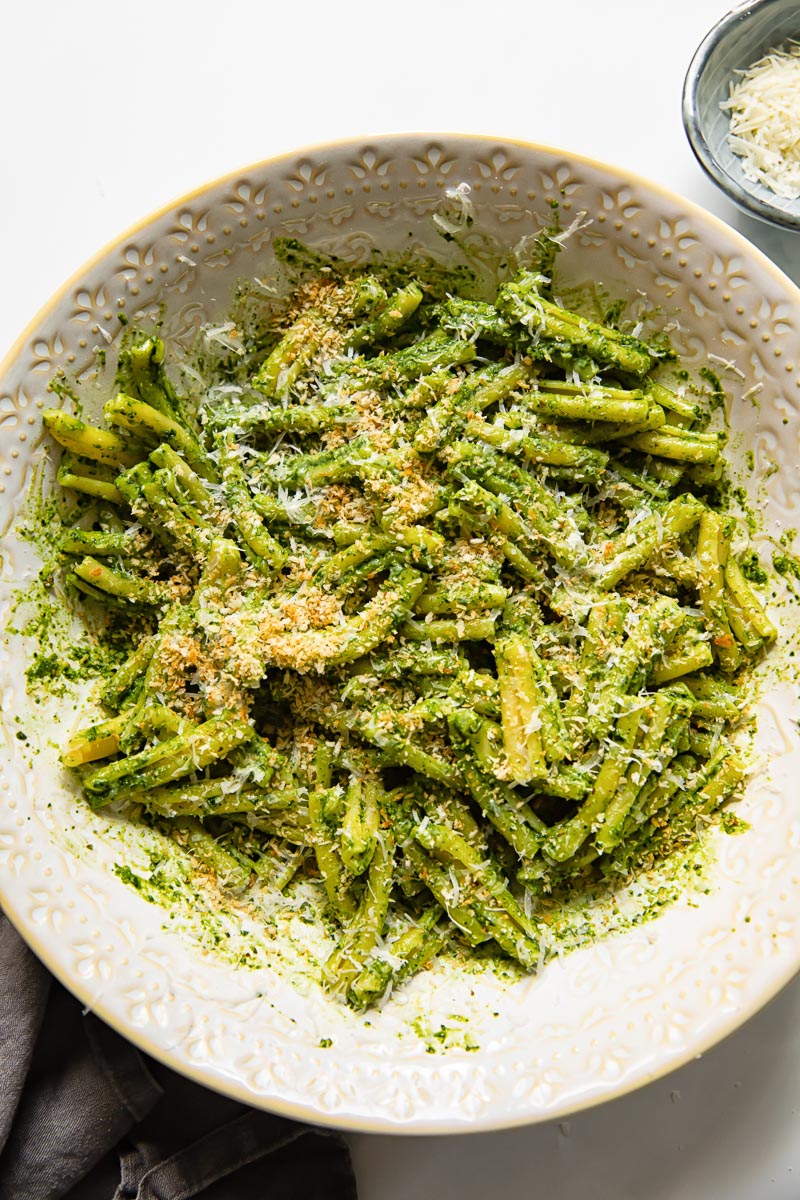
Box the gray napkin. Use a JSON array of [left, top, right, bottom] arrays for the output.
[[0, 913, 357, 1200]]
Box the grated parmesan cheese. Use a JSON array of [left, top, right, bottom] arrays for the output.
[[721, 42, 800, 199]]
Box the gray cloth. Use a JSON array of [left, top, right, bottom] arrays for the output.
[[0, 913, 357, 1200]]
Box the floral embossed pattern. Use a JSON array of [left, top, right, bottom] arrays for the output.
[[2, 136, 800, 1133]]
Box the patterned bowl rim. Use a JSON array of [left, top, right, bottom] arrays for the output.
[[2, 132, 800, 1135]]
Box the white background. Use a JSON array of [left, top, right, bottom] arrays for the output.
[[3, 2, 800, 1196]]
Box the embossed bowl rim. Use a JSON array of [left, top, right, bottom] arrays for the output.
[[2, 133, 800, 1134]]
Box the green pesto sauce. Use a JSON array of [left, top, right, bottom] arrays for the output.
[[720, 811, 751, 835], [412, 1014, 481, 1054], [11, 219, 793, 1028], [47, 373, 83, 417], [773, 551, 800, 582], [739, 551, 768, 585]]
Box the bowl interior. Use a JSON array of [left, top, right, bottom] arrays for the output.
[[3, 136, 800, 1133], [687, 0, 800, 227]]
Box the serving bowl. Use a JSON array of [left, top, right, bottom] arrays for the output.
[[2, 135, 800, 1134], [683, 0, 800, 230]]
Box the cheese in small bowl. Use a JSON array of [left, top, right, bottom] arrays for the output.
[[721, 42, 800, 200]]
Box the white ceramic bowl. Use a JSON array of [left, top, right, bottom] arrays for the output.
[[2, 135, 800, 1134]]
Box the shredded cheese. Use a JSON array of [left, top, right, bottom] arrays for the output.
[[721, 42, 800, 199]]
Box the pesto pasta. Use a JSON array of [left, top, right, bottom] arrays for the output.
[[42, 238, 775, 1009]]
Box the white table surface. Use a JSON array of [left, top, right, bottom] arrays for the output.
[[3, 1, 800, 1195]]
